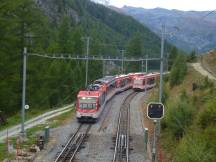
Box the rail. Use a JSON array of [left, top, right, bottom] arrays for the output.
[[112, 92, 138, 162], [54, 124, 91, 162]]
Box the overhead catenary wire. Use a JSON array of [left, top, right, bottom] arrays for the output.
[[29, 53, 160, 62], [201, 9, 216, 19]]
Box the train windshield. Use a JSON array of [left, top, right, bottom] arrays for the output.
[[79, 97, 97, 109]]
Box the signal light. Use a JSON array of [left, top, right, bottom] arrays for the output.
[[147, 102, 164, 119]]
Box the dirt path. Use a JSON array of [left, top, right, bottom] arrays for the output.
[[0, 104, 73, 142], [191, 63, 216, 80]]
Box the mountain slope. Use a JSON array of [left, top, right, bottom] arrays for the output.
[[0, 0, 167, 117], [122, 6, 216, 53], [36, 0, 165, 56]]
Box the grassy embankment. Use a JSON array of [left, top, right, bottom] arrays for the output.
[[0, 107, 75, 161], [0, 104, 72, 131], [200, 49, 216, 77], [159, 66, 216, 161]]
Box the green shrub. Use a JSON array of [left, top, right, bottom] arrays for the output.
[[200, 76, 214, 90], [162, 85, 169, 103], [198, 99, 216, 129], [165, 96, 193, 139], [173, 132, 214, 162], [163, 74, 170, 83], [187, 49, 197, 62], [170, 55, 187, 87]]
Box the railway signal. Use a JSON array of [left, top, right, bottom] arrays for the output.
[[147, 102, 164, 119]]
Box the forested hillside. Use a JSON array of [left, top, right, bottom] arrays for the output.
[[0, 0, 168, 117]]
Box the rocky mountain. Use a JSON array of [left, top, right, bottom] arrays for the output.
[[33, 0, 166, 56], [122, 6, 216, 53]]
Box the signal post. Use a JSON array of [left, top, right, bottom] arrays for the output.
[[147, 102, 164, 162]]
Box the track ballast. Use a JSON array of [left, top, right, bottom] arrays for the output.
[[54, 124, 91, 162], [112, 92, 138, 162]]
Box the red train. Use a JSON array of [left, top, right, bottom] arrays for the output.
[[133, 72, 159, 91], [76, 72, 156, 122]]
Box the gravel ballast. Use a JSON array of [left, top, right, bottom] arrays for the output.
[[34, 90, 151, 162]]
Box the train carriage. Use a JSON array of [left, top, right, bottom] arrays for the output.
[[133, 72, 159, 91]]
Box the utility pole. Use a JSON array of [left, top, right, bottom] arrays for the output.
[[21, 47, 27, 137], [103, 60, 106, 76], [82, 37, 90, 87], [152, 120, 157, 162], [152, 23, 165, 162], [146, 55, 148, 73], [120, 50, 125, 74], [159, 24, 165, 103]]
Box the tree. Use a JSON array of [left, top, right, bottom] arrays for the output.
[[57, 16, 73, 53], [170, 54, 187, 87], [126, 33, 143, 72], [187, 49, 196, 62], [0, 0, 46, 115], [126, 33, 143, 57], [165, 96, 193, 139], [168, 46, 178, 70], [71, 27, 84, 54]]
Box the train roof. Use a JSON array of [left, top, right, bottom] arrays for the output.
[[133, 72, 159, 79], [134, 76, 145, 79], [94, 76, 116, 84], [145, 72, 160, 77], [115, 74, 128, 78], [78, 91, 100, 97], [128, 72, 146, 75], [87, 84, 102, 91]]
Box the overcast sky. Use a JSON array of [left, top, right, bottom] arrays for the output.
[[107, 0, 216, 11]]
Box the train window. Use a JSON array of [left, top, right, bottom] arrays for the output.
[[80, 103, 88, 109], [79, 103, 96, 109], [120, 79, 126, 87], [87, 84, 100, 91], [88, 104, 93, 109], [79, 97, 97, 109], [102, 92, 105, 104], [128, 78, 131, 83], [108, 82, 115, 92], [147, 78, 155, 85]]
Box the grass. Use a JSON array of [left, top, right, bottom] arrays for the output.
[[0, 104, 73, 131], [160, 66, 216, 161], [145, 67, 211, 161], [0, 107, 75, 161], [200, 50, 216, 77]]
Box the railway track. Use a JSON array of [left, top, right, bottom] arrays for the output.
[[54, 124, 91, 162], [112, 92, 138, 162]]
